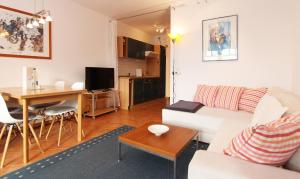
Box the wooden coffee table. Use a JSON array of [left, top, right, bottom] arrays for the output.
[[118, 122, 199, 179]]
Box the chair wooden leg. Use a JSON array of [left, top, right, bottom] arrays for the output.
[[74, 114, 85, 138], [28, 123, 44, 153], [46, 117, 56, 140], [16, 123, 32, 147], [39, 119, 45, 138], [1, 125, 13, 168], [69, 121, 73, 132], [58, 116, 64, 147], [0, 124, 7, 141]]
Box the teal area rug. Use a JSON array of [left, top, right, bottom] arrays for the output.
[[2, 126, 208, 179]]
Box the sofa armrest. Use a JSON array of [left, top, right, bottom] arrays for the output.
[[189, 150, 300, 179]]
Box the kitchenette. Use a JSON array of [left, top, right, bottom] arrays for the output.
[[118, 36, 166, 110]]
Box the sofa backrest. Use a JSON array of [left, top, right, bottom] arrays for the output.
[[268, 87, 300, 114], [269, 88, 300, 172]]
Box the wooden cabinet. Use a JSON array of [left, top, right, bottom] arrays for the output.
[[146, 45, 160, 76], [119, 77, 163, 109], [119, 77, 133, 110], [117, 36, 154, 60], [117, 36, 127, 58]]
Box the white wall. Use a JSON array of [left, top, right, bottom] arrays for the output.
[[292, 6, 300, 96], [171, 0, 299, 101], [0, 0, 114, 87]]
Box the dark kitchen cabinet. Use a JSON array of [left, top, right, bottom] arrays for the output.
[[126, 38, 154, 60], [133, 79, 144, 104], [143, 78, 155, 101], [133, 77, 162, 105]]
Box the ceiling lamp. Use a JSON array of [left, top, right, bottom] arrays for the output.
[[26, 0, 53, 29], [26, 19, 33, 29], [154, 25, 165, 34], [32, 19, 39, 27], [39, 17, 46, 24]]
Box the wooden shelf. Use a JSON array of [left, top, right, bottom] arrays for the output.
[[87, 97, 111, 100], [85, 107, 116, 118], [83, 90, 118, 119]]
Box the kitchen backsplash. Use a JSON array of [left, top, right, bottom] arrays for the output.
[[118, 58, 147, 76]]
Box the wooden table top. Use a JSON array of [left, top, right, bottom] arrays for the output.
[[0, 86, 85, 99], [119, 122, 198, 160]]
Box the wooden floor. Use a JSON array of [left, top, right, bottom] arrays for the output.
[[0, 98, 168, 176]]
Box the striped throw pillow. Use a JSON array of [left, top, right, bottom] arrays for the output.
[[214, 86, 245, 111], [193, 85, 219, 107], [238, 88, 268, 113], [224, 114, 300, 166]]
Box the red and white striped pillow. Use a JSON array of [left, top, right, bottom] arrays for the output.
[[214, 86, 245, 111], [238, 88, 268, 113], [193, 85, 219, 107], [224, 114, 300, 166]]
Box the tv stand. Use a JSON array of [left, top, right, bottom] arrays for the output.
[[84, 90, 118, 119], [91, 89, 111, 93]]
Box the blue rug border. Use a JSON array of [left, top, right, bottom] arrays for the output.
[[2, 125, 134, 179], [2, 125, 209, 179]]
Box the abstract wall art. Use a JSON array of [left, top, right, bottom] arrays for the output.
[[202, 15, 238, 62], [0, 5, 52, 59]]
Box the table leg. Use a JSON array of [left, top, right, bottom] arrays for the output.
[[118, 141, 122, 162], [77, 93, 82, 142], [174, 159, 177, 179], [22, 99, 29, 164]]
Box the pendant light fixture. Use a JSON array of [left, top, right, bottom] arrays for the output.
[[26, 0, 53, 29], [26, 19, 33, 29]]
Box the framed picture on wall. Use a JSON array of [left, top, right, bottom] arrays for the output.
[[0, 5, 52, 59], [202, 15, 238, 62]]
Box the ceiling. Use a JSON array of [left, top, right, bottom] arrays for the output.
[[120, 9, 170, 35], [73, 0, 172, 35]]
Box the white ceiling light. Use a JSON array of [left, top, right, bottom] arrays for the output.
[[153, 24, 165, 34], [26, 21, 33, 29], [45, 12, 53, 22], [27, 0, 52, 29], [32, 19, 39, 27], [39, 17, 46, 24]]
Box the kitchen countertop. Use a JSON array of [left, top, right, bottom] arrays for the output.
[[119, 75, 160, 79]]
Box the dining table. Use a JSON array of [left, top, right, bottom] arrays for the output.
[[0, 86, 85, 164]]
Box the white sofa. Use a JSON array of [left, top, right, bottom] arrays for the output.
[[162, 88, 300, 179]]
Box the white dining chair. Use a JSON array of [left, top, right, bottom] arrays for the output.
[[29, 81, 66, 138], [0, 95, 44, 168], [45, 82, 85, 146]]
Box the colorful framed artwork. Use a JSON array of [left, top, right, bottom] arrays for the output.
[[0, 5, 52, 59], [202, 15, 238, 62]]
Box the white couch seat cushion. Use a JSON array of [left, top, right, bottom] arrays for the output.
[[162, 106, 252, 143], [189, 150, 300, 179], [208, 116, 251, 153]]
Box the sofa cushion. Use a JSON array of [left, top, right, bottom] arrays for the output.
[[207, 116, 251, 153], [193, 85, 219, 107], [285, 148, 300, 172], [238, 87, 268, 113], [268, 87, 300, 114], [164, 100, 204, 113], [189, 150, 300, 179], [224, 114, 300, 166], [162, 106, 252, 143], [251, 93, 288, 126], [214, 86, 245, 111]]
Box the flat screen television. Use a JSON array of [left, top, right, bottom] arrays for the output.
[[85, 67, 114, 91]]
